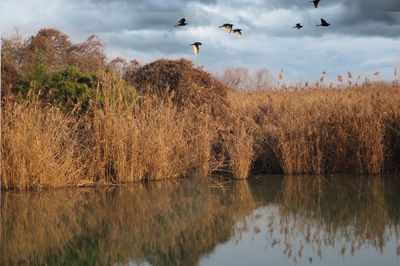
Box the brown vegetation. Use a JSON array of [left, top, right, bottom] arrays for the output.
[[1, 29, 400, 190], [230, 84, 400, 174], [126, 58, 229, 111], [2, 78, 399, 190]]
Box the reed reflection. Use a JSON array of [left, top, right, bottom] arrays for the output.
[[1, 178, 255, 265], [265, 175, 400, 261], [1, 175, 399, 265]]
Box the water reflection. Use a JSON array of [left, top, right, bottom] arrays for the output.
[[268, 175, 400, 262], [1, 175, 400, 265]]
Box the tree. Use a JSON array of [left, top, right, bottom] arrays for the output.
[[24, 28, 106, 75], [254, 68, 273, 90], [1, 31, 26, 98], [220, 67, 251, 91], [25, 28, 73, 72], [68, 35, 106, 74], [220, 67, 274, 91]]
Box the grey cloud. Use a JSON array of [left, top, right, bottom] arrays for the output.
[[63, 0, 217, 33], [84, 0, 216, 12], [61, 0, 400, 39], [218, 0, 400, 38], [2, 0, 399, 81], [103, 30, 195, 56], [340, 0, 400, 28]]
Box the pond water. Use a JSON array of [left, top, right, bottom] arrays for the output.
[[1, 175, 400, 265]]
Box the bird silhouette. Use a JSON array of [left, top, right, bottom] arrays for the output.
[[175, 18, 187, 27], [293, 23, 303, 29], [316, 18, 330, 26], [233, 29, 242, 38], [310, 0, 320, 8], [190, 42, 202, 55], [219, 23, 233, 33]]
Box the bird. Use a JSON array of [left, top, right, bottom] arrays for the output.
[[310, 0, 320, 8], [316, 18, 330, 26], [175, 18, 187, 27], [233, 29, 242, 38], [293, 23, 303, 29], [190, 42, 202, 55], [219, 23, 233, 33]]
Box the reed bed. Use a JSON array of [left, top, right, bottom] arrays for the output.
[[230, 83, 400, 174], [2, 76, 400, 190]]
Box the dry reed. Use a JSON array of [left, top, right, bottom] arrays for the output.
[[2, 75, 400, 190], [230, 83, 400, 175], [1, 100, 84, 189]]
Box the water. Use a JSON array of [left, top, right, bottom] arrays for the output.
[[1, 175, 400, 265]]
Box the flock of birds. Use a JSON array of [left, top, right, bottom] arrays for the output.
[[174, 0, 330, 55]]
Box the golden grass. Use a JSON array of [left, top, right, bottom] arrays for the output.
[[2, 77, 400, 190]]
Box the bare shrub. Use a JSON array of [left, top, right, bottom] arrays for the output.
[[126, 58, 229, 112]]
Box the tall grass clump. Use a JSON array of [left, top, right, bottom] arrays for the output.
[[224, 95, 256, 179], [84, 88, 206, 183], [1, 100, 84, 189]]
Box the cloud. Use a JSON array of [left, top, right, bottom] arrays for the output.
[[1, 0, 399, 81], [205, 0, 400, 38]]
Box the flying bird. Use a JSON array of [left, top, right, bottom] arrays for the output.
[[316, 18, 330, 26], [175, 18, 187, 27], [233, 29, 242, 38], [190, 42, 202, 55], [219, 23, 233, 33], [310, 0, 320, 8], [293, 23, 303, 29]]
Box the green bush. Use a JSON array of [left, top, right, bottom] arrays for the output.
[[14, 61, 95, 113], [47, 65, 95, 112], [6, 46, 140, 114]]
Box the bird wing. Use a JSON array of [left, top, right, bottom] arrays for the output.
[[233, 30, 242, 37], [227, 26, 232, 33], [193, 44, 199, 55], [179, 18, 185, 24], [321, 18, 327, 24], [313, 1, 318, 8]]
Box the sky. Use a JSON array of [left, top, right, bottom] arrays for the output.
[[1, 0, 400, 81]]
